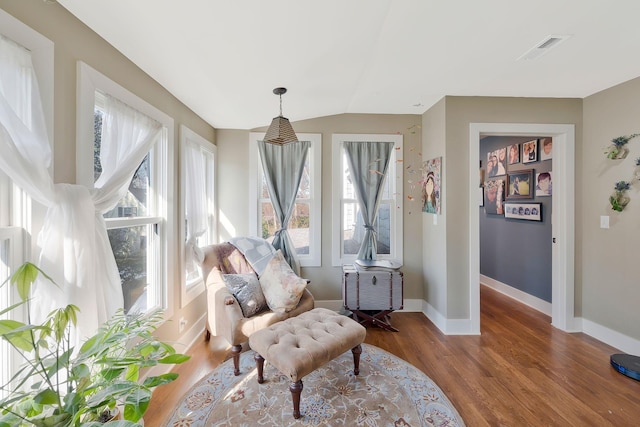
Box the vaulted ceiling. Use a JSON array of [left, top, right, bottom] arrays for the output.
[[58, 0, 640, 129]]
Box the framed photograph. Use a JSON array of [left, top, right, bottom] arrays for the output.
[[508, 143, 520, 164], [484, 178, 505, 215], [506, 169, 533, 199], [522, 139, 538, 164], [504, 202, 542, 221], [539, 137, 552, 161], [535, 171, 552, 196], [486, 148, 506, 178]]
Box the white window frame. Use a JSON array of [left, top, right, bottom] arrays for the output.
[[331, 133, 403, 266], [76, 61, 175, 319], [0, 227, 24, 399], [0, 10, 53, 396], [180, 125, 217, 307], [248, 132, 322, 267]]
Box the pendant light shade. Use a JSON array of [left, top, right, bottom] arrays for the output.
[[264, 87, 299, 145]]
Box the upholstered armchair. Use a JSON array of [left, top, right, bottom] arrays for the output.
[[201, 241, 314, 375]]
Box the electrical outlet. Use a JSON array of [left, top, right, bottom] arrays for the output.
[[600, 215, 609, 229], [179, 317, 187, 333]]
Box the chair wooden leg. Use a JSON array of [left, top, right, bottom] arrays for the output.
[[255, 353, 265, 383], [231, 344, 242, 376], [351, 344, 362, 375], [290, 380, 303, 419]]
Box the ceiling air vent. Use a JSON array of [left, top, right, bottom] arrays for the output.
[[517, 34, 572, 61]]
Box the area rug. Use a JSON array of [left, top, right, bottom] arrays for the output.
[[167, 343, 465, 426]]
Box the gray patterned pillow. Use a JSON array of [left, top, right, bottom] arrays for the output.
[[222, 273, 267, 317]]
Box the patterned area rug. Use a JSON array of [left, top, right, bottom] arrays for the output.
[[168, 343, 465, 426]]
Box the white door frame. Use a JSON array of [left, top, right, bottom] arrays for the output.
[[469, 123, 577, 333]]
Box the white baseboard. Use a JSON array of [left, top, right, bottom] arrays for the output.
[[480, 274, 552, 316], [422, 300, 477, 335], [580, 318, 640, 356]]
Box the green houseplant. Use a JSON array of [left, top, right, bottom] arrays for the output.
[[0, 263, 190, 426], [605, 134, 640, 159], [609, 181, 631, 212]]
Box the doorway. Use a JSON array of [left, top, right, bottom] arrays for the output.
[[469, 123, 577, 333]]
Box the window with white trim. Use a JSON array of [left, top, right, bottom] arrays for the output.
[[0, 10, 53, 399], [181, 126, 217, 307], [77, 62, 175, 317], [249, 133, 322, 267], [331, 134, 403, 266]]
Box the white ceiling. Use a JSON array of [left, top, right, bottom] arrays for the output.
[[58, 0, 640, 130]]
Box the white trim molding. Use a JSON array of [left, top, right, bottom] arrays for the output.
[[469, 123, 576, 334]]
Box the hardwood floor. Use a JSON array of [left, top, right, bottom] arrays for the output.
[[145, 286, 640, 426]]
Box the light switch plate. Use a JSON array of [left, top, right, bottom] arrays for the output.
[[600, 215, 609, 229]]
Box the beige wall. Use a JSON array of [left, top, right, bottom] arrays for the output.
[[583, 76, 640, 339], [423, 96, 583, 319], [1, 0, 216, 344], [421, 98, 448, 315], [217, 113, 423, 302]]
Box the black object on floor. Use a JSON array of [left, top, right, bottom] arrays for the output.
[[610, 353, 640, 381]]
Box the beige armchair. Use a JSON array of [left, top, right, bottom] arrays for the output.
[[201, 242, 314, 375]]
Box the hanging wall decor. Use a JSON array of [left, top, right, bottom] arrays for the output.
[[610, 181, 631, 212], [421, 157, 441, 214], [605, 134, 639, 159]]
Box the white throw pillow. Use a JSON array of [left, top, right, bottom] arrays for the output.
[[259, 250, 307, 313]]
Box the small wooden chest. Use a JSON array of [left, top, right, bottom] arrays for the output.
[[342, 264, 403, 311]]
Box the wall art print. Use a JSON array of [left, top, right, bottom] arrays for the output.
[[536, 171, 552, 196], [504, 202, 542, 221], [487, 147, 507, 177], [421, 157, 441, 214], [506, 169, 533, 199], [522, 139, 538, 164], [484, 178, 505, 215]]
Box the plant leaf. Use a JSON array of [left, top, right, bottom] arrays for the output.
[[158, 354, 190, 364], [33, 389, 59, 405], [142, 372, 178, 388], [0, 319, 34, 352], [11, 262, 39, 301]]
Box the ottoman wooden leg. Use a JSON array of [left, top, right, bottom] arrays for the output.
[[351, 344, 362, 375], [231, 345, 242, 376], [255, 353, 265, 383], [290, 379, 303, 419]]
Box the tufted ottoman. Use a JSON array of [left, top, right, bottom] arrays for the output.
[[248, 307, 367, 419]]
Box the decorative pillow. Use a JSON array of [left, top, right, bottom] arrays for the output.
[[222, 273, 267, 317], [259, 250, 308, 313]]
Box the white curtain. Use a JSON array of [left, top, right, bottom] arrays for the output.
[[0, 35, 162, 343], [184, 138, 207, 278]]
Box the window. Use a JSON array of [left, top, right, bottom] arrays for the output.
[[77, 62, 175, 317], [181, 125, 216, 307], [331, 134, 403, 266], [249, 133, 322, 267], [0, 10, 53, 399]]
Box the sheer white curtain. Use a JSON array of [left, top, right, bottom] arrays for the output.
[[0, 35, 161, 342], [184, 138, 207, 278]]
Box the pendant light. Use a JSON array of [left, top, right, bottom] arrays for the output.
[[264, 87, 299, 145]]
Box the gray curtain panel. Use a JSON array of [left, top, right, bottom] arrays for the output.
[[343, 141, 395, 260], [258, 140, 310, 274]]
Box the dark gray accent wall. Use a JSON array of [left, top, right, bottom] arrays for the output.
[[480, 136, 552, 302]]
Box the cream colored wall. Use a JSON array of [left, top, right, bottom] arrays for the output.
[[0, 0, 216, 344], [583, 76, 640, 340], [216, 113, 423, 302], [422, 96, 583, 319], [421, 98, 448, 316]]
